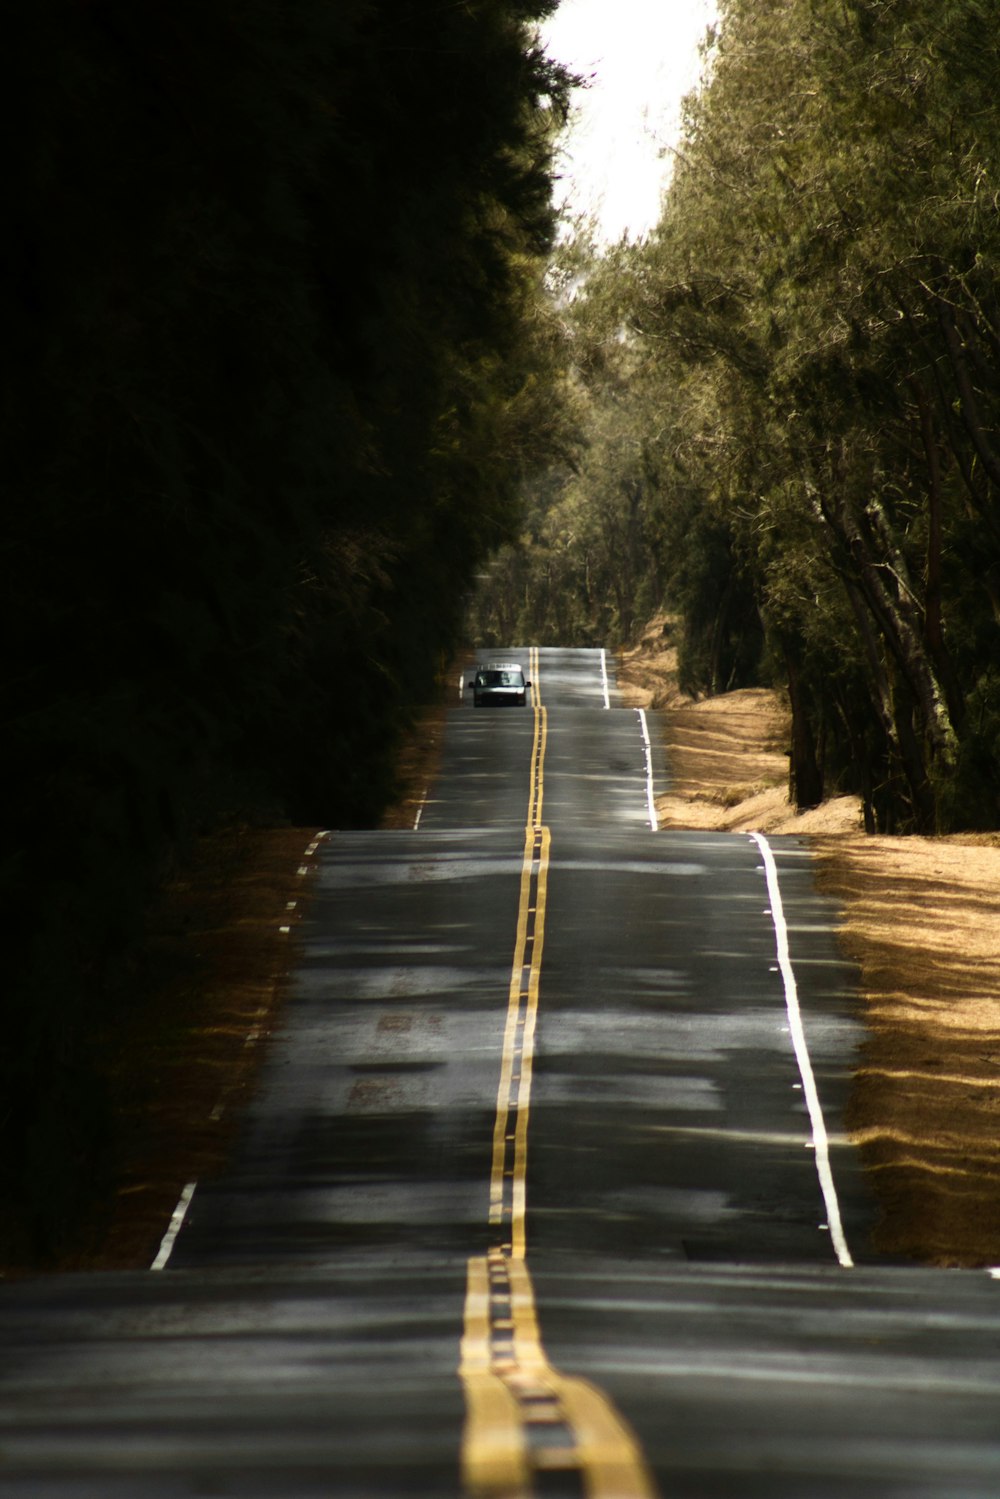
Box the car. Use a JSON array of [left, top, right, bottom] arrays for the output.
[[467, 661, 530, 707]]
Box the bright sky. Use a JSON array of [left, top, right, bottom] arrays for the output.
[[540, 0, 719, 241]]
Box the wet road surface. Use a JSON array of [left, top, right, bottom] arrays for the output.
[[1, 646, 998, 1496]]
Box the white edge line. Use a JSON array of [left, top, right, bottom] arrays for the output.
[[150, 1181, 197, 1271], [750, 832, 854, 1269], [149, 825, 331, 1272], [302, 830, 331, 859], [600, 647, 611, 710], [637, 708, 658, 830]]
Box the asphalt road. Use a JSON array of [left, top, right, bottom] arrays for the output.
[[1, 646, 998, 1497]]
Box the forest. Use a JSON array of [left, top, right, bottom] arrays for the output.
[[3, 1, 573, 1256], [473, 0, 1000, 838]]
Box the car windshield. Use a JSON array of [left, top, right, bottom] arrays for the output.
[[478, 670, 523, 686]]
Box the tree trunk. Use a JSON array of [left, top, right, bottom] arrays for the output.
[[910, 377, 965, 729], [843, 578, 937, 832], [782, 644, 824, 809], [831, 685, 876, 833], [824, 487, 959, 790]]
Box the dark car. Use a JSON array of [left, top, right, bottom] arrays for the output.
[[467, 662, 530, 707]]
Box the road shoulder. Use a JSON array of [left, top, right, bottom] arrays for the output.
[[619, 620, 1000, 1267]]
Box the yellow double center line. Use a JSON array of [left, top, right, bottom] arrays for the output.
[[461, 649, 658, 1499], [489, 745, 547, 1260]]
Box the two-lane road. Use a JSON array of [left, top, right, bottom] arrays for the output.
[[1, 647, 998, 1497]]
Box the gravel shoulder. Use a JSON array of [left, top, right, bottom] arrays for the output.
[[620, 621, 1000, 1267]]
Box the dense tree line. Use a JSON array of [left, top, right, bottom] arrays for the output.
[[2, 2, 572, 1257], [475, 0, 1000, 836]]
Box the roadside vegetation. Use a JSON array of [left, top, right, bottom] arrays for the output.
[[3, 2, 574, 1263], [472, 0, 1000, 840]]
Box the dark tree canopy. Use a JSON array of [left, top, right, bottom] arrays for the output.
[[2, 1, 573, 1257]]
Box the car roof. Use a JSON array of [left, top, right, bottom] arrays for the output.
[[484, 661, 524, 670]]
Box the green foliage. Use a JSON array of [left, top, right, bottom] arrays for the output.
[[2, 0, 572, 1259], [500, 0, 1000, 831], [477, 0, 1000, 834], [470, 234, 673, 649]]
